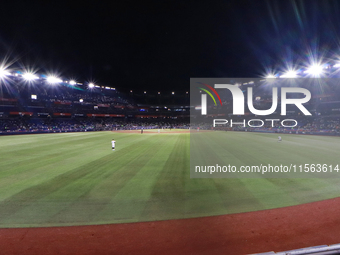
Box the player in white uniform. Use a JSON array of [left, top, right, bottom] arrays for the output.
[[111, 139, 116, 151], [278, 136, 282, 142]]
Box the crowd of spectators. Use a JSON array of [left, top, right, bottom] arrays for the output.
[[0, 82, 136, 117], [0, 118, 190, 134], [3, 115, 340, 135]]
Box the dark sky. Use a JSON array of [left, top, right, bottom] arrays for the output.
[[1, 0, 340, 92]]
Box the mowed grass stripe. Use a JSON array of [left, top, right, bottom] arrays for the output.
[[192, 131, 340, 177], [0, 133, 163, 225], [0, 132, 105, 154], [266, 178, 340, 205], [0, 134, 117, 200], [0, 132, 147, 200], [0, 132, 108, 171], [138, 134, 189, 221], [48, 134, 174, 224], [135, 134, 190, 221], [238, 178, 297, 210], [1, 131, 340, 227], [212, 178, 264, 214], [95, 134, 182, 223]]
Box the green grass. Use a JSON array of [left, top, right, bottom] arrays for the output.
[[0, 130, 340, 227]]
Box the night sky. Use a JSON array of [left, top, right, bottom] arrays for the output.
[[1, 0, 340, 92]]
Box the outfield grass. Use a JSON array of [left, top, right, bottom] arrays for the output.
[[0, 130, 340, 227]]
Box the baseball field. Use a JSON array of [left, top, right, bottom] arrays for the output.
[[1, 130, 340, 228]]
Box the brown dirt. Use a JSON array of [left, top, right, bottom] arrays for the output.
[[1, 197, 340, 255], [112, 129, 214, 134], [112, 129, 192, 134]]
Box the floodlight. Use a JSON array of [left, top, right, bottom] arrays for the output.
[[0, 68, 10, 78], [88, 83, 95, 88], [22, 72, 39, 81], [265, 74, 276, 78], [79, 99, 83, 103], [69, 80, 76, 85], [172, 92, 175, 95], [304, 64, 324, 77], [280, 70, 298, 78], [46, 76, 62, 84]]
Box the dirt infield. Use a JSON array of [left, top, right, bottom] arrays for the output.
[[1, 197, 340, 255], [112, 129, 192, 134]]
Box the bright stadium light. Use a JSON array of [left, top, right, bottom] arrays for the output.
[[333, 63, 340, 68], [304, 63, 325, 77], [0, 68, 10, 78], [88, 83, 95, 88], [172, 91, 175, 95], [46, 76, 62, 84], [265, 74, 276, 78], [22, 72, 39, 81], [69, 80, 76, 85], [280, 70, 298, 78]]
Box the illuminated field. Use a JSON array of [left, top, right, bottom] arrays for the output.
[[0, 131, 340, 228]]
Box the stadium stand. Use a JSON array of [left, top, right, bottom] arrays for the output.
[[0, 73, 190, 134], [3, 63, 340, 136]]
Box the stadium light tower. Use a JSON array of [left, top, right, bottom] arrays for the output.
[[22, 72, 39, 81], [46, 76, 62, 84], [88, 83, 95, 88], [304, 63, 325, 77]]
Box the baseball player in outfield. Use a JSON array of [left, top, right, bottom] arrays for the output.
[[112, 139, 116, 151]]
